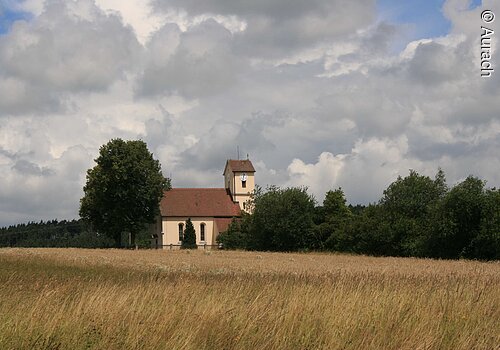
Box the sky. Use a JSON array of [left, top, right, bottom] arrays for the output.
[[0, 0, 499, 226]]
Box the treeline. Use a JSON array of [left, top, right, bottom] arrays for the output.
[[0, 219, 115, 248], [218, 169, 500, 260]]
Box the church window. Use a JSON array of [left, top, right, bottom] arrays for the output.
[[200, 223, 205, 241], [178, 223, 184, 241], [242, 180, 246, 188]]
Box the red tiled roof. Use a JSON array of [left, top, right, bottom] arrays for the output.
[[160, 188, 241, 217], [224, 159, 255, 174], [214, 218, 235, 233]]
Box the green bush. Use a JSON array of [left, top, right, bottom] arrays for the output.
[[181, 218, 197, 249]]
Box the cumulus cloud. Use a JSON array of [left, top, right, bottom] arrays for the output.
[[11, 159, 54, 177], [94, 0, 166, 44], [287, 137, 422, 204], [0, 145, 93, 225], [152, 0, 376, 58], [137, 19, 246, 98], [0, 0, 141, 114], [0, 0, 499, 226]]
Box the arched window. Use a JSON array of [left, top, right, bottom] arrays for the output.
[[178, 223, 184, 242], [200, 223, 205, 242]]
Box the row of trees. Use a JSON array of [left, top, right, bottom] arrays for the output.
[[218, 170, 499, 260], [0, 219, 163, 248], [0, 219, 115, 248], [0, 216, 197, 249], [1, 138, 498, 260]]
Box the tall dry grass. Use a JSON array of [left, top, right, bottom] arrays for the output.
[[0, 248, 498, 350]]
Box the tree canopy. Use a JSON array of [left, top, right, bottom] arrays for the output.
[[247, 186, 316, 251], [378, 169, 447, 256], [217, 169, 499, 260], [317, 188, 353, 250], [4, 161, 498, 260], [79, 139, 170, 246]]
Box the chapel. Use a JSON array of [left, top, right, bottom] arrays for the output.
[[151, 159, 255, 248]]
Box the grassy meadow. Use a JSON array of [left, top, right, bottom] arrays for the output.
[[0, 248, 499, 350]]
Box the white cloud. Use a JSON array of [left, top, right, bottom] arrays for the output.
[[153, 0, 376, 59], [94, 0, 166, 44], [137, 19, 247, 98], [0, 0, 141, 114], [0, 0, 499, 226], [286, 137, 421, 204], [0, 143, 93, 225], [288, 152, 345, 196]]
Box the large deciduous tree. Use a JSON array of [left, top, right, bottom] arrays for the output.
[[379, 169, 447, 256], [79, 139, 170, 246], [431, 176, 497, 259], [248, 186, 316, 251], [318, 188, 353, 250]]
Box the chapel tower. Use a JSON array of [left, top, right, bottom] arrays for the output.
[[223, 159, 255, 213]]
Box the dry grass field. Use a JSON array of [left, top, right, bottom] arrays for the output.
[[0, 248, 499, 350]]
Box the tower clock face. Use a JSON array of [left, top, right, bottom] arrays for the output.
[[240, 173, 247, 181]]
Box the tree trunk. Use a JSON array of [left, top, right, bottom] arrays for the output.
[[130, 231, 136, 248], [113, 232, 121, 248]]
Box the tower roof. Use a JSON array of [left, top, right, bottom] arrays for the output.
[[223, 159, 255, 175]]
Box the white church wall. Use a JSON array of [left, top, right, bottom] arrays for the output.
[[162, 217, 216, 247]]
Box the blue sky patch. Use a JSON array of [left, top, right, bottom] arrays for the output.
[[0, 5, 33, 35], [377, 0, 452, 41], [375, 0, 485, 53], [468, 0, 482, 10], [377, 0, 483, 40]]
